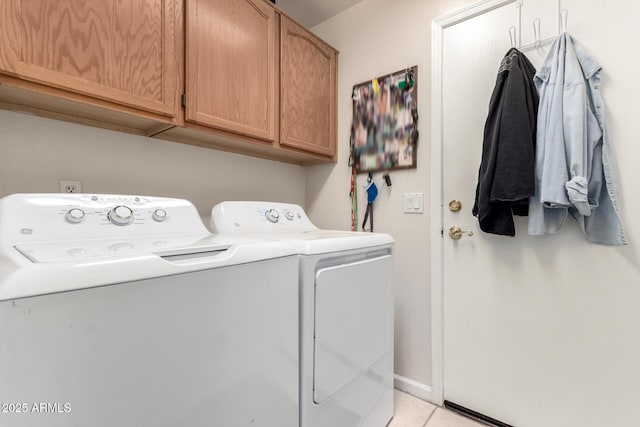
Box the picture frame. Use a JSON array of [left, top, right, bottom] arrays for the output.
[[350, 66, 418, 173]]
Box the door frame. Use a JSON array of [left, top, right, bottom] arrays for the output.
[[429, 0, 517, 406]]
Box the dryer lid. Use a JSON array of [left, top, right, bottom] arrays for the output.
[[211, 201, 394, 254]]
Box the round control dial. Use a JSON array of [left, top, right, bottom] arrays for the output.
[[265, 208, 280, 223], [152, 209, 168, 222], [65, 208, 85, 224], [108, 205, 134, 226], [284, 210, 294, 221]]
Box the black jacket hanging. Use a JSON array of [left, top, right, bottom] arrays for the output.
[[472, 48, 538, 236]]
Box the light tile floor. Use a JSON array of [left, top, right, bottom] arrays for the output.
[[388, 390, 485, 427]]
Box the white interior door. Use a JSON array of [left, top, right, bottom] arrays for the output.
[[438, 1, 640, 426]]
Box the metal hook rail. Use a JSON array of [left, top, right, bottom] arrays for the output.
[[508, 0, 569, 52]]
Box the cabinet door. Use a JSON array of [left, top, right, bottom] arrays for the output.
[[280, 17, 337, 157], [0, 0, 177, 118], [185, 0, 277, 142]]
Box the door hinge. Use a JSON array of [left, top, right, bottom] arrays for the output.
[[441, 228, 444, 237], [181, 93, 186, 108]]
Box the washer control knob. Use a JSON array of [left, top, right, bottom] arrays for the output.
[[65, 208, 85, 224], [265, 209, 280, 223], [108, 205, 134, 226], [152, 209, 168, 222], [284, 210, 294, 221]]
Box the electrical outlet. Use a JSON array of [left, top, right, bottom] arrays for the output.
[[59, 180, 82, 194]]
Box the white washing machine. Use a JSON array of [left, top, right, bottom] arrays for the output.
[[211, 201, 394, 427], [0, 194, 299, 427]]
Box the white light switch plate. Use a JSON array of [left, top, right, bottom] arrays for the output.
[[403, 193, 423, 214]]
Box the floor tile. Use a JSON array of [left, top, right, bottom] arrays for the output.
[[388, 390, 437, 427], [425, 408, 486, 427]]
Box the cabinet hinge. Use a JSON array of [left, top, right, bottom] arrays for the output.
[[181, 94, 186, 108]]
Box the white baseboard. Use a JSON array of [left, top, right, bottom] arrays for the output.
[[394, 374, 433, 403]]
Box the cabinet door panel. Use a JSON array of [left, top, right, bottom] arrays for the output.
[[186, 0, 277, 142], [280, 17, 336, 157], [0, 0, 176, 117], [112, 0, 164, 102], [19, 0, 113, 88]]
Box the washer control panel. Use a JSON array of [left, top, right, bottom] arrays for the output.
[[60, 200, 169, 228], [211, 201, 317, 234], [0, 194, 210, 246]]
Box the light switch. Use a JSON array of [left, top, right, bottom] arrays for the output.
[[405, 195, 413, 211], [413, 193, 423, 213], [404, 193, 424, 214]]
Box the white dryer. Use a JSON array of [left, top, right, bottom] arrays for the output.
[[211, 201, 394, 427], [0, 194, 299, 427]]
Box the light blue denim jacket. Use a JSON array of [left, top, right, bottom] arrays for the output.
[[528, 33, 626, 245]]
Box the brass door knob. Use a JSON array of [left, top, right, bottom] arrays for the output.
[[448, 200, 462, 212], [449, 226, 473, 240]]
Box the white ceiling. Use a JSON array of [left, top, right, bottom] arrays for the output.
[[274, 0, 363, 28]]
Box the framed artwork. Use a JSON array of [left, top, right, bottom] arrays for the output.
[[350, 66, 418, 173]]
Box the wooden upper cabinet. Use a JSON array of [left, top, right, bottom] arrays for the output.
[[0, 0, 178, 118], [185, 0, 277, 142], [280, 16, 337, 157]]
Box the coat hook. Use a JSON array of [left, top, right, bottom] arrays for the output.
[[533, 18, 541, 48], [509, 26, 517, 48], [560, 9, 568, 33]]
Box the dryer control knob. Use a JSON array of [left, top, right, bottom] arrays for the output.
[[65, 208, 85, 224], [284, 210, 294, 221], [152, 209, 168, 222], [108, 205, 134, 226], [265, 209, 280, 223]]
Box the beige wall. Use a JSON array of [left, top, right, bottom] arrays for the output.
[[308, 0, 475, 389], [0, 110, 306, 221]]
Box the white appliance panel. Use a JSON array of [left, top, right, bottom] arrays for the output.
[[13, 236, 226, 263], [210, 200, 395, 427], [313, 255, 393, 404], [211, 201, 316, 234], [0, 194, 300, 427], [0, 257, 299, 427], [0, 194, 208, 245], [211, 201, 393, 254]]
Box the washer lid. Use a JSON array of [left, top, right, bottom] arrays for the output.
[[13, 234, 219, 263], [0, 237, 297, 302]]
